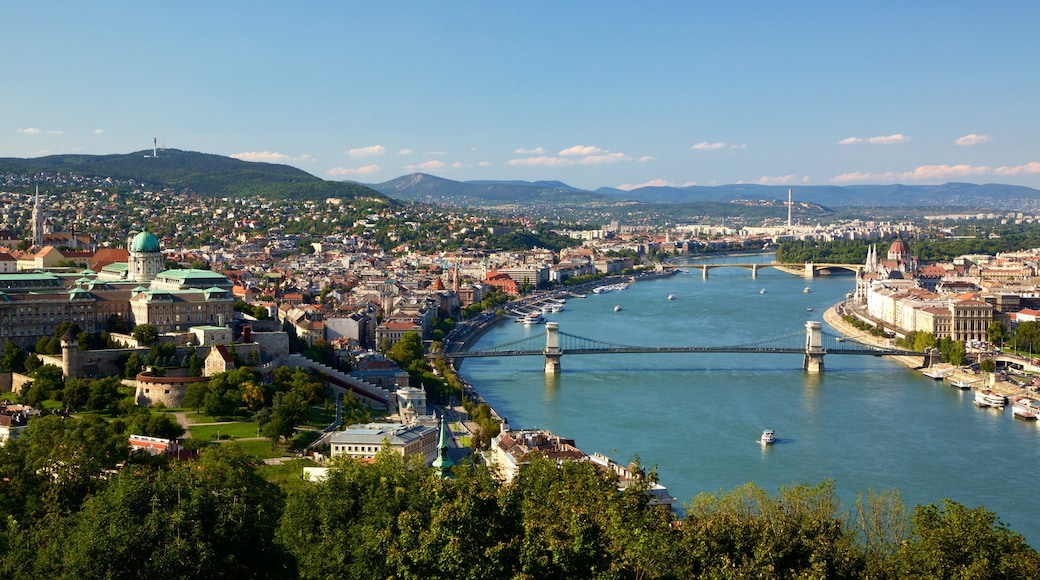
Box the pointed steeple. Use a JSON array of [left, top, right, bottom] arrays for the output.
[[431, 414, 455, 479]]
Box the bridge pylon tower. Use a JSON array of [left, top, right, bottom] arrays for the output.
[[803, 320, 825, 373], [804, 262, 816, 278], [544, 322, 562, 374]]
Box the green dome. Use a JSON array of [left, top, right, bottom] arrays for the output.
[[130, 231, 160, 253]]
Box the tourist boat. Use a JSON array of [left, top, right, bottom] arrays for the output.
[[548, 303, 564, 313], [1011, 397, 1040, 420], [760, 429, 776, 445], [668, 294, 676, 300], [806, 307, 814, 312], [519, 313, 546, 325], [974, 389, 1006, 408], [950, 378, 974, 389], [921, 368, 954, 380]]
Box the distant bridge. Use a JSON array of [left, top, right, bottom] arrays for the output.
[[446, 321, 932, 374], [670, 262, 863, 278]]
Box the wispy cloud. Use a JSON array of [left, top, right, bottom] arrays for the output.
[[17, 128, 41, 135], [397, 148, 413, 155], [955, 133, 992, 146], [579, 152, 628, 165], [559, 145, 605, 157], [478, 161, 491, 167], [741, 175, 806, 185], [617, 179, 674, 191], [637, 156, 654, 163], [690, 142, 726, 151], [508, 146, 631, 167], [507, 156, 575, 167], [994, 162, 1040, 176], [47, 130, 64, 135], [837, 134, 910, 145], [515, 147, 545, 155], [829, 162, 1040, 183], [404, 160, 467, 172], [424, 151, 447, 156], [229, 151, 313, 163], [327, 164, 381, 177], [92, 129, 104, 134], [347, 145, 386, 157]]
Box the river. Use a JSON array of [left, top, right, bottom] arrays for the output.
[[459, 254, 1040, 545]]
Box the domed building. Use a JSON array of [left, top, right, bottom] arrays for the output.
[[127, 230, 164, 283]]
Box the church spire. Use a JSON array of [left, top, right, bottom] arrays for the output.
[[431, 414, 455, 479], [32, 186, 43, 251]]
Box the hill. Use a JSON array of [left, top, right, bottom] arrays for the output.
[[365, 174, 618, 207], [0, 149, 390, 202], [596, 182, 1040, 209]]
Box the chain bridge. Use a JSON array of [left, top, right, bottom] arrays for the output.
[[669, 262, 863, 278], [447, 321, 932, 374]]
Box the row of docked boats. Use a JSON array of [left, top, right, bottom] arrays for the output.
[[592, 282, 629, 294]]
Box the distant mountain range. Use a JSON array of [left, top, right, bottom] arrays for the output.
[[369, 175, 1040, 210], [2, 150, 1036, 211], [0, 149, 389, 202]]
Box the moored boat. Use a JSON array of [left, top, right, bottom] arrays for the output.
[[1012, 397, 1040, 420], [760, 429, 776, 445], [921, 368, 954, 380], [974, 389, 1006, 408], [950, 379, 973, 389], [519, 313, 546, 326]]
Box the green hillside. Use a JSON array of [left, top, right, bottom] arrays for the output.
[[0, 149, 391, 202]]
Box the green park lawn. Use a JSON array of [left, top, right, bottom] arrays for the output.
[[257, 458, 320, 491], [189, 421, 262, 441]]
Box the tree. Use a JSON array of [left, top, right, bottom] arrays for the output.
[[106, 313, 128, 333], [34, 445, 292, 578], [85, 376, 123, 413], [62, 378, 91, 410], [123, 352, 143, 378], [893, 499, 1040, 577], [132, 324, 159, 347], [0, 340, 26, 373], [261, 390, 310, 441], [988, 321, 1009, 347], [387, 332, 425, 372]]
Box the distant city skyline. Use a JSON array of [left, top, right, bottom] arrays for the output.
[[4, 2, 1039, 190]]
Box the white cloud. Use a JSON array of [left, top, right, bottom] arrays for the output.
[[994, 162, 1040, 176], [515, 147, 546, 155], [507, 156, 575, 167], [327, 164, 381, 176], [830, 163, 1002, 183], [690, 141, 726, 151], [230, 151, 314, 164], [348, 145, 386, 157], [559, 145, 605, 157], [837, 134, 911, 145], [478, 161, 491, 167], [579, 152, 628, 165], [17, 128, 41, 135], [637, 156, 654, 163], [397, 148, 414, 155], [406, 160, 446, 171], [92, 129, 104, 134], [741, 174, 802, 185], [617, 179, 674, 191], [230, 151, 293, 163], [955, 133, 992, 146]]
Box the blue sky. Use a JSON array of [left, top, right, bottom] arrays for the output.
[[4, 2, 1039, 191]]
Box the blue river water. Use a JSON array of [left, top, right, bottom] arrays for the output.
[[459, 255, 1040, 544]]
